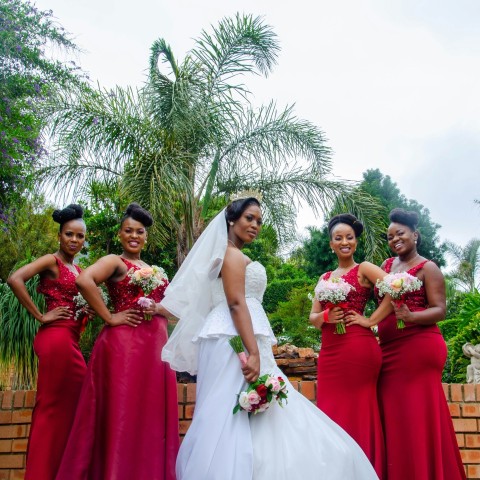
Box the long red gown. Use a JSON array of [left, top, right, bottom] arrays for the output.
[[27, 255, 86, 480], [316, 265, 385, 479], [56, 258, 179, 480], [378, 258, 466, 480]]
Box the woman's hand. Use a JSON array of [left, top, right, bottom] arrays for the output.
[[392, 302, 414, 324], [242, 352, 260, 383], [144, 300, 163, 317], [344, 310, 373, 328], [107, 309, 143, 327], [327, 306, 345, 324], [41, 306, 72, 324]]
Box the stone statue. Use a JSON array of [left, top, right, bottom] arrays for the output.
[[463, 342, 480, 384]]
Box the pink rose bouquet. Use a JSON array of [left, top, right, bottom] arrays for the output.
[[314, 277, 355, 334], [127, 265, 168, 320], [376, 272, 423, 329], [233, 373, 288, 415]]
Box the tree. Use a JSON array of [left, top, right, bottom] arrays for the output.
[[445, 238, 480, 293], [360, 169, 446, 266], [42, 13, 386, 265], [0, 0, 85, 218]]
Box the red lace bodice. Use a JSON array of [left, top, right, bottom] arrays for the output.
[[106, 258, 168, 314], [37, 255, 82, 324], [383, 257, 429, 311], [321, 265, 371, 314]]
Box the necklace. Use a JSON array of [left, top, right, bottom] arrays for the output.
[[228, 239, 241, 249]]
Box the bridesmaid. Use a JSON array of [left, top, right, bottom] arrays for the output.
[[7, 204, 88, 480], [56, 203, 179, 480], [309, 213, 390, 479], [347, 208, 465, 480]]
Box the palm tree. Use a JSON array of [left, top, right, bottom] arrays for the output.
[[41, 13, 386, 265], [445, 238, 480, 293]]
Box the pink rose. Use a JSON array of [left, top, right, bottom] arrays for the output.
[[265, 376, 281, 393], [247, 391, 261, 405], [137, 267, 153, 278]]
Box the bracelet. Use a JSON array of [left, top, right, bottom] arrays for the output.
[[323, 309, 330, 323]]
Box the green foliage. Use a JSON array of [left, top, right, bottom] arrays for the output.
[[268, 284, 319, 348], [0, 262, 40, 389], [445, 238, 480, 293], [0, 0, 85, 214], [360, 169, 446, 267], [0, 194, 58, 281]]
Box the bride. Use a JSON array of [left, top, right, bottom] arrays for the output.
[[160, 195, 379, 480]]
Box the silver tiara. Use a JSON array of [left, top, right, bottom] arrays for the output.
[[230, 189, 263, 202]]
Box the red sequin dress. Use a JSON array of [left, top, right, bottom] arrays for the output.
[[378, 258, 465, 480], [316, 265, 385, 479], [26, 255, 86, 480], [56, 258, 179, 480]]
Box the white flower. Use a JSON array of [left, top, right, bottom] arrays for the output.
[[239, 392, 252, 411]]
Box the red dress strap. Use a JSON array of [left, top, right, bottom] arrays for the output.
[[408, 260, 429, 276], [383, 257, 395, 273], [323, 271, 332, 280]]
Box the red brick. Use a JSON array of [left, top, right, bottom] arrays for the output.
[[0, 439, 12, 452], [289, 381, 299, 391], [462, 404, 480, 417], [456, 434, 465, 448], [11, 410, 31, 424], [186, 384, 196, 403], [465, 384, 476, 402], [0, 411, 12, 424], [178, 405, 184, 420], [467, 435, 480, 448], [176, 384, 185, 403], [0, 453, 23, 468], [453, 418, 478, 432], [184, 404, 195, 420], [9, 469, 26, 480], [24, 391, 35, 408], [12, 392, 24, 409], [0, 425, 28, 439], [442, 383, 450, 400], [0, 470, 8, 480], [11, 438, 28, 453], [451, 384, 463, 402], [449, 403, 460, 417], [460, 449, 480, 463], [468, 464, 480, 479], [1, 391, 12, 410], [300, 381, 315, 401], [179, 420, 191, 435]]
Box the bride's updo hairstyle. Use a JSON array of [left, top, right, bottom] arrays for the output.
[[225, 197, 261, 229], [52, 204, 85, 232], [389, 208, 422, 247], [120, 203, 153, 228], [327, 213, 364, 238]]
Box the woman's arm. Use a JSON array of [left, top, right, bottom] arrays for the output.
[[358, 261, 386, 287], [76, 255, 142, 327], [394, 262, 446, 326], [222, 248, 259, 383], [7, 254, 71, 324]]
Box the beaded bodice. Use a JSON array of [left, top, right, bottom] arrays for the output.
[[211, 261, 266, 307], [37, 255, 81, 322], [106, 258, 168, 313], [320, 265, 371, 314], [383, 257, 429, 311]]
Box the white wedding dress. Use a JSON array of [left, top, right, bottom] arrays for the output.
[[176, 261, 379, 480]]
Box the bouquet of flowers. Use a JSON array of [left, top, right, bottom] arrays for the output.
[[233, 374, 288, 415], [313, 277, 355, 334], [376, 272, 423, 329], [127, 265, 168, 320], [73, 288, 109, 328]]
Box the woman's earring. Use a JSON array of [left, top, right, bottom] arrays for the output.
[[229, 221, 234, 226]]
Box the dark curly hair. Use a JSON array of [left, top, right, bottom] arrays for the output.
[[327, 213, 364, 238], [225, 197, 261, 228], [389, 208, 422, 246], [52, 204, 84, 232], [120, 203, 153, 228]]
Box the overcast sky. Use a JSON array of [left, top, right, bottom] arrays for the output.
[[35, 0, 480, 256]]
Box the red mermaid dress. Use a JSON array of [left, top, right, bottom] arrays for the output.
[[378, 258, 466, 480], [316, 265, 385, 479], [56, 258, 179, 480], [27, 255, 86, 480]]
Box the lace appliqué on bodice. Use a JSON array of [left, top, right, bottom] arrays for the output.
[[106, 258, 168, 313], [37, 255, 81, 322], [320, 265, 371, 314], [195, 261, 276, 344]]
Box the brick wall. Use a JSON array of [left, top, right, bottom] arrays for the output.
[[2, 384, 479, 479]]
